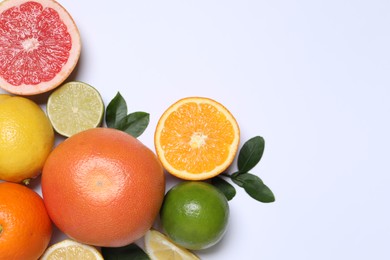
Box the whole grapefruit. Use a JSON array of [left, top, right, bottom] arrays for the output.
[[0, 182, 52, 260], [0, 0, 81, 95], [41, 128, 165, 247]]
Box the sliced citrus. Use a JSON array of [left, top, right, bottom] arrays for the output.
[[40, 239, 103, 260], [154, 97, 240, 180], [144, 229, 200, 260], [0, 0, 81, 95], [47, 81, 104, 137]]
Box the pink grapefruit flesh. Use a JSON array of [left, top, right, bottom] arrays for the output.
[[0, 0, 81, 95]]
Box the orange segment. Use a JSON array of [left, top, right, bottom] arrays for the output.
[[155, 97, 240, 180]]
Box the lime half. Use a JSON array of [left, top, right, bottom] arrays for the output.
[[47, 81, 104, 137]]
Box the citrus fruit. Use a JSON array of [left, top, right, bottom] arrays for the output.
[[0, 182, 52, 260], [47, 81, 105, 137], [144, 229, 200, 260], [0, 94, 54, 183], [0, 0, 81, 95], [154, 97, 240, 180], [40, 239, 103, 260], [160, 181, 229, 250], [41, 127, 166, 247]]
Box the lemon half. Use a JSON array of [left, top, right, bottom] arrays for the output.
[[40, 239, 103, 260], [144, 229, 200, 260]]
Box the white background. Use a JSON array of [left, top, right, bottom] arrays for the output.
[[1, 0, 390, 259]]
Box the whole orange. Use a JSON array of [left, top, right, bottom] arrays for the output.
[[0, 182, 52, 260], [41, 128, 165, 247]]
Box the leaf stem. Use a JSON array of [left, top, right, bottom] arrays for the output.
[[22, 178, 31, 186], [220, 173, 232, 178]]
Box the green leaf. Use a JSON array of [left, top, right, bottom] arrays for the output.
[[101, 243, 150, 260], [233, 173, 275, 203], [106, 92, 150, 138], [116, 112, 150, 138], [106, 92, 128, 128], [211, 176, 236, 201], [230, 171, 241, 179], [231, 175, 244, 187], [237, 136, 265, 173]]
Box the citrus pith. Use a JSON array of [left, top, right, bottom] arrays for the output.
[[155, 97, 240, 180], [41, 127, 165, 247], [0, 0, 81, 95]]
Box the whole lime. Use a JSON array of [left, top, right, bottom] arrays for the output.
[[160, 181, 229, 250]]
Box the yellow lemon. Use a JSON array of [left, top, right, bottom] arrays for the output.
[[40, 239, 103, 260], [0, 94, 54, 183], [144, 229, 200, 260]]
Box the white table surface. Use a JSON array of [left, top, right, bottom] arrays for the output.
[[1, 0, 390, 259]]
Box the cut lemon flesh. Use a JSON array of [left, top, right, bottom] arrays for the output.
[[40, 239, 103, 260], [154, 97, 240, 180], [145, 230, 200, 260], [47, 81, 104, 137]]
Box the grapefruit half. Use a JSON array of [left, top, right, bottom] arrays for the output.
[[0, 0, 81, 95]]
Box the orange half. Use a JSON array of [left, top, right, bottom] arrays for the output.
[[155, 97, 240, 180]]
